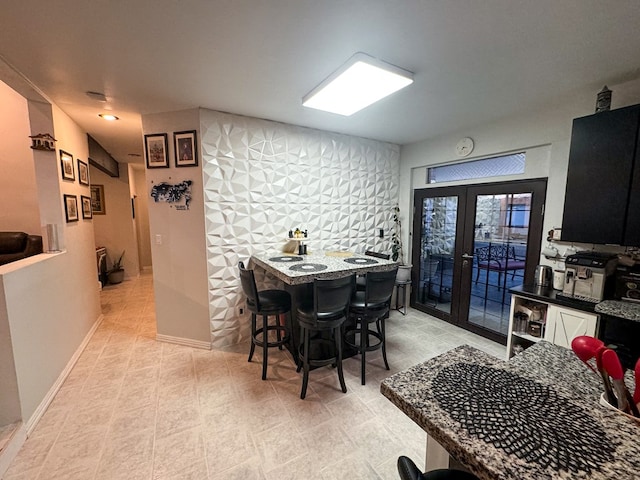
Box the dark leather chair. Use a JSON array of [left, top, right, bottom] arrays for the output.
[[238, 261, 291, 380], [346, 267, 397, 385], [0, 232, 43, 266], [397, 456, 480, 480], [355, 250, 391, 291], [296, 275, 354, 399]]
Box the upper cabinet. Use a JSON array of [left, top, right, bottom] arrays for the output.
[[561, 104, 640, 246]]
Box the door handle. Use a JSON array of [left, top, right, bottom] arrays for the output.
[[461, 253, 474, 259]]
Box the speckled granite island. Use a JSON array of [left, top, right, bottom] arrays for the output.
[[250, 251, 397, 362], [381, 341, 640, 479]]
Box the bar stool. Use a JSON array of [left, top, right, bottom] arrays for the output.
[[355, 250, 390, 291], [296, 275, 354, 399], [397, 456, 480, 480], [346, 267, 397, 385], [238, 261, 291, 380]]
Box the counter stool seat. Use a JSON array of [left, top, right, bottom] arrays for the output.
[[296, 275, 354, 399], [397, 456, 479, 480], [346, 267, 397, 385], [355, 250, 390, 291], [239, 261, 291, 380]]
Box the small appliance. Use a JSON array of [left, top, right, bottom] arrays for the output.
[[613, 264, 640, 302], [562, 252, 617, 302], [534, 265, 552, 287]]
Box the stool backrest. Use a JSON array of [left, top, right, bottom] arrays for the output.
[[365, 267, 398, 306], [238, 261, 260, 310], [314, 275, 354, 318], [365, 250, 391, 260]]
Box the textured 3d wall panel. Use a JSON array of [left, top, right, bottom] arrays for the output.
[[200, 110, 399, 347]]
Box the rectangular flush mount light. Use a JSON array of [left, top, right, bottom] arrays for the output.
[[302, 52, 413, 116]]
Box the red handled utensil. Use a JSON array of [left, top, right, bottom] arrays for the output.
[[571, 336, 617, 407], [601, 348, 640, 417]]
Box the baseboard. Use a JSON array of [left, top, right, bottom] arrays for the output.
[[156, 334, 211, 350], [25, 313, 104, 435], [0, 422, 26, 478]]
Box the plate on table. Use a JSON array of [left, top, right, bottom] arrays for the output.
[[269, 256, 303, 262], [343, 257, 378, 265], [289, 263, 327, 272]]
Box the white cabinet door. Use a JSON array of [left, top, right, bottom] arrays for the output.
[[544, 305, 598, 348]]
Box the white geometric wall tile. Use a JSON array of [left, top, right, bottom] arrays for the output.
[[200, 109, 399, 347]]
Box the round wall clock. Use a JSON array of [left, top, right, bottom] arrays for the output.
[[455, 137, 474, 157]]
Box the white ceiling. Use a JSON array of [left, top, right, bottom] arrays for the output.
[[1, 1, 640, 165]]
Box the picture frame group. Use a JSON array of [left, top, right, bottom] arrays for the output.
[[145, 130, 198, 168]]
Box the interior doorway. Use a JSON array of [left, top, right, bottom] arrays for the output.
[[410, 179, 546, 343]]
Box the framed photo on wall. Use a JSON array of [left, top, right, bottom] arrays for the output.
[[145, 133, 169, 168], [81, 195, 92, 219], [90, 184, 106, 215], [60, 150, 75, 181], [77, 159, 90, 185], [174, 130, 198, 167], [64, 194, 79, 222]]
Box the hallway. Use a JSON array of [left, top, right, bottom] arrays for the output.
[[3, 272, 504, 480]]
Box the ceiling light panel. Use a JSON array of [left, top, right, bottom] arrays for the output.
[[302, 52, 413, 116]]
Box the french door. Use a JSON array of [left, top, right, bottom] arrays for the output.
[[410, 179, 546, 343]]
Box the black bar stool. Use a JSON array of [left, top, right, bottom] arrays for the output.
[[296, 275, 354, 399], [397, 456, 480, 480], [346, 267, 397, 385], [355, 250, 390, 291], [238, 261, 291, 380]]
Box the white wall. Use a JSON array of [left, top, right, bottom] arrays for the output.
[[399, 78, 640, 267], [142, 108, 210, 347], [0, 80, 40, 233], [90, 165, 140, 277], [199, 109, 400, 347]]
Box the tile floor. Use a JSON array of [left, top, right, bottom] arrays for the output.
[[3, 272, 505, 480]]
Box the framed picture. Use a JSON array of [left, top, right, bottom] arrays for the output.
[[64, 194, 79, 222], [81, 195, 92, 219], [60, 150, 75, 181], [145, 133, 169, 168], [90, 184, 106, 215], [174, 130, 198, 167], [77, 159, 89, 185]]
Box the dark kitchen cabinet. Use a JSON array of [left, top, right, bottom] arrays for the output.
[[561, 104, 640, 246]]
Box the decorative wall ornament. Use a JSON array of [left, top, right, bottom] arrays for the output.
[[77, 159, 89, 185], [90, 184, 106, 214], [81, 195, 92, 219], [29, 133, 56, 151], [64, 194, 78, 222], [595, 85, 612, 113], [144, 133, 169, 168], [174, 130, 198, 167], [150, 180, 193, 210], [60, 150, 75, 181]]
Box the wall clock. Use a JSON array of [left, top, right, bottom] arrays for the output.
[[455, 137, 474, 157]]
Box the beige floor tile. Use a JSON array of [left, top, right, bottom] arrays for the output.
[[3, 272, 505, 480]]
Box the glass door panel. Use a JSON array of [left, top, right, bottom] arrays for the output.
[[415, 195, 459, 316]]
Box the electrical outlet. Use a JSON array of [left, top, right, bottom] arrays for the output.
[[239, 307, 244, 315], [379, 228, 384, 238]]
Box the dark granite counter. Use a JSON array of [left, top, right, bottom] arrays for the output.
[[509, 285, 598, 313], [596, 300, 640, 322], [381, 341, 640, 479]]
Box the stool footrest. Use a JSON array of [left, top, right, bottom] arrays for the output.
[[344, 328, 384, 352], [252, 325, 289, 348]]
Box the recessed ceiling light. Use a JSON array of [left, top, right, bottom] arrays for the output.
[[302, 52, 413, 116], [98, 113, 119, 121]]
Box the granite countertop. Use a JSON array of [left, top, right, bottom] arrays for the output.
[[251, 251, 397, 285], [595, 300, 640, 322], [381, 341, 640, 479], [509, 285, 598, 313]]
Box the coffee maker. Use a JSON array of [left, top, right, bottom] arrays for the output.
[[562, 252, 617, 302]]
